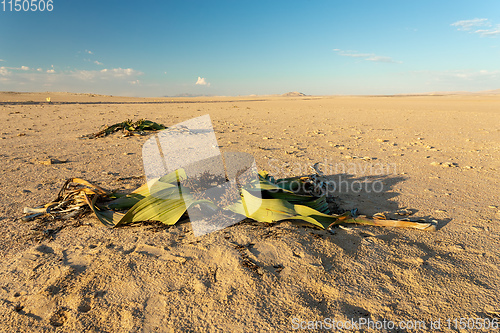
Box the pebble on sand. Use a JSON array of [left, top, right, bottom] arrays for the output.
[[38, 158, 68, 165]]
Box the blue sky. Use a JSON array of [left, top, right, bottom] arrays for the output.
[[1, 0, 500, 96]]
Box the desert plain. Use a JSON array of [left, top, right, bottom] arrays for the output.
[[0, 91, 499, 332]]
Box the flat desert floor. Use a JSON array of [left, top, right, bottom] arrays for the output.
[[0, 92, 499, 332]]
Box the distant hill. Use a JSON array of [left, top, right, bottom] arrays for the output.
[[478, 89, 500, 95], [164, 93, 214, 98], [281, 91, 306, 97]]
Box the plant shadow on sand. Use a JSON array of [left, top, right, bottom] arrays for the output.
[[318, 172, 451, 230]]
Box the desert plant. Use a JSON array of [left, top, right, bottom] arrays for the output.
[[84, 119, 166, 138], [23, 169, 435, 232]]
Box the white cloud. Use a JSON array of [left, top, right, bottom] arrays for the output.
[[333, 49, 401, 63], [0, 67, 10, 76], [342, 52, 372, 58], [452, 18, 500, 37], [37, 68, 43, 72], [0, 66, 145, 94], [94, 60, 103, 65], [451, 18, 490, 31], [73, 70, 95, 80], [195, 76, 210, 86], [475, 28, 500, 37], [454, 69, 500, 79], [1, 66, 31, 71], [99, 68, 142, 78], [0, 59, 4, 62], [0, 65, 35, 72], [85, 49, 93, 54], [366, 56, 400, 63], [71, 68, 143, 81]]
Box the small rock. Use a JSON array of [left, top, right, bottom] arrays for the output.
[[430, 162, 441, 166], [488, 205, 498, 209], [434, 209, 447, 213], [451, 244, 465, 251], [17, 133, 26, 137], [39, 158, 67, 165], [338, 225, 353, 231]]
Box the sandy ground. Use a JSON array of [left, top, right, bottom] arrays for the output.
[[0, 91, 499, 332]]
